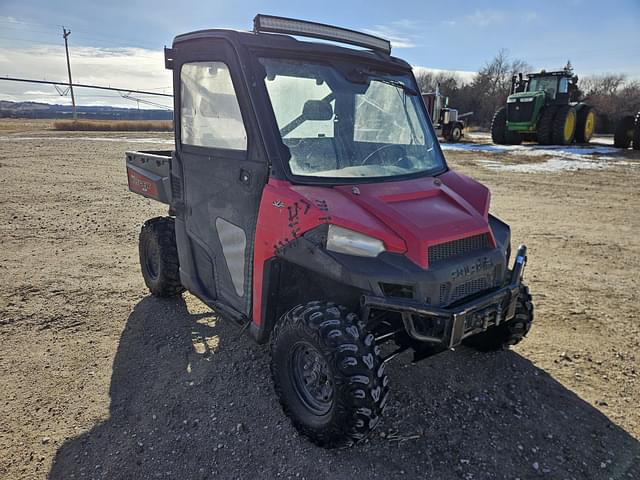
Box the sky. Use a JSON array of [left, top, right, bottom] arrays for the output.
[[1, 0, 639, 108]]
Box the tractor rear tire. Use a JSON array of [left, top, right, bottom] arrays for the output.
[[270, 301, 388, 448], [491, 107, 508, 144], [537, 106, 557, 145], [139, 216, 185, 297], [614, 115, 634, 149], [575, 106, 596, 143], [552, 105, 577, 145], [463, 285, 534, 352]]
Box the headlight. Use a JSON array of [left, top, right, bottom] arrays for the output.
[[507, 97, 517, 103], [326, 225, 385, 257], [519, 97, 534, 102]]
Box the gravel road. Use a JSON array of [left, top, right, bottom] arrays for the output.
[[1, 125, 638, 479]]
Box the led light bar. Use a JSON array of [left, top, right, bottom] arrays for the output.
[[253, 14, 392, 54]]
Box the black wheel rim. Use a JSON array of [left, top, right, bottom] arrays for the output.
[[144, 239, 160, 281], [290, 342, 334, 416]]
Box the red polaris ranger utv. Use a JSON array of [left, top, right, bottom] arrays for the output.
[[126, 15, 534, 448]]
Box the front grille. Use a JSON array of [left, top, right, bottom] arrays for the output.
[[439, 262, 500, 305], [439, 275, 495, 305], [507, 101, 534, 123], [452, 277, 490, 302], [428, 234, 490, 265]]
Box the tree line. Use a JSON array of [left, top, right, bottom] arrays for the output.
[[415, 50, 640, 133]]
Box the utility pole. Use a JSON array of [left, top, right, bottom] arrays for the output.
[[62, 27, 77, 120]]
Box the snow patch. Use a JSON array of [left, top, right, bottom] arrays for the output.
[[476, 157, 638, 173], [441, 142, 618, 160], [441, 137, 637, 173]]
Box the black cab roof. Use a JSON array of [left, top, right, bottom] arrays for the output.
[[171, 25, 411, 72]]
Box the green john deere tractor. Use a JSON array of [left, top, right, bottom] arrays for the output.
[[491, 67, 596, 146]]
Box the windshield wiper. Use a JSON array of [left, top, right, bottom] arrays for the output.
[[368, 76, 419, 96]]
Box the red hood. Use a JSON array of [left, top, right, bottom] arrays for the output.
[[290, 170, 493, 269]]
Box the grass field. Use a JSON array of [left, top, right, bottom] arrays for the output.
[[53, 119, 173, 131]]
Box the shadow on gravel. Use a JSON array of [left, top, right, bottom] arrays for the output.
[[49, 296, 639, 480]]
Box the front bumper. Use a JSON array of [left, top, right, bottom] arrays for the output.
[[361, 245, 528, 348]]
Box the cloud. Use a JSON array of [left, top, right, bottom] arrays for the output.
[[22, 90, 55, 95], [0, 44, 172, 108], [0, 15, 24, 25], [465, 10, 507, 27], [364, 19, 424, 49]]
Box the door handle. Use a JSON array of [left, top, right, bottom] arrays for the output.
[[239, 168, 251, 186]]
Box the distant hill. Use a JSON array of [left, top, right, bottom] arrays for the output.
[[0, 101, 173, 120]]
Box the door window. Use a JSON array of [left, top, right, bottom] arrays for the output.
[[180, 62, 247, 150]]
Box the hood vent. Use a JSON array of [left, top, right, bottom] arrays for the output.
[[428, 233, 490, 265]]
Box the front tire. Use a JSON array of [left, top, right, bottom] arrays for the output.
[[491, 107, 507, 144], [446, 124, 462, 143], [463, 285, 534, 352], [270, 301, 388, 448], [139, 217, 184, 297], [537, 105, 557, 145]]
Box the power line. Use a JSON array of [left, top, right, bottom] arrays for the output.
[[0, 76, 173, 97]]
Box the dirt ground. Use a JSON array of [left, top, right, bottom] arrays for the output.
[[1, 121, 639, 480]]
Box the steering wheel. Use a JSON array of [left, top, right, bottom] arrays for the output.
[[360, 144, 407, 166]]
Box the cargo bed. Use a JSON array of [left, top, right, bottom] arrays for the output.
[[125, 150, 172, 204]]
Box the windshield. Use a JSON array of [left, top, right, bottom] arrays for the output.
[[527, 76, 559, 99], [260, 58, 445, 181]]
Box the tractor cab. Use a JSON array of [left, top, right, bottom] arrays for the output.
[[516, 69, 579, 104]]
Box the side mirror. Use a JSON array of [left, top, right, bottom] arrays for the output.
[[302, 99, 333, 121]]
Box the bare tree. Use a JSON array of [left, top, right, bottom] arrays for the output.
[[414, 70, 461, 95], [580, 74, 640, 131], [457, 50, 532, 126]]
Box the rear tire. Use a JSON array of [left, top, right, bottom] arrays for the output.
[[491, 107, 507, 144], [270, 301, 388, 448], [463, 285, 534, 352], [537, 105, 557, 145], [614, 115, 635, 149], [575, 105, 595, 143], [139, 217, 184, 297], [552, 105, 577, 145]]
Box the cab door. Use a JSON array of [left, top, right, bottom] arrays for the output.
[[170, 38, 268, 317]]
